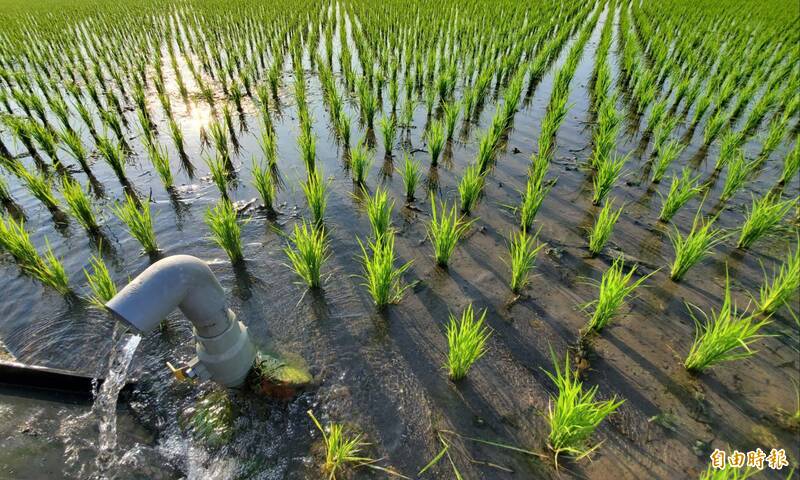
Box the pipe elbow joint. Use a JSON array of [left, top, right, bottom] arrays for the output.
[[106, 254, 229, 337], [106, 255, 256, 387]]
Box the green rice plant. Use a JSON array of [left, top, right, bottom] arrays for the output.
[[592, 154, 626, 206], [458, 162, 484, 214], [719, 152, 755, 202], [759, 116, 788, 158], [506, 228, 545, 294], [3, 116, 39, 160], [737, 194, 796, 249], [445, 304, 491, 381], [428, 197, 475, 267], [519, 174, 551, 231], [538, 94, 569, 161], [668, 210, 728, 281], [147, 142, 173, 189], [651, 140, 684, 183], [401, 98, 415, 127], [168, 117, 186, 158], [204, 154, 229, 200], [357, 232, 412, 309], [59, 128, 90, 172], [205, 200, 244, 264], [426, 120, 446, 166], [298, 122, 316, 173], [302, 169, 328, 226], [756, 241, 799, 314], [96, 136, 128, 184], [337, 110, 351, 147], [476, 128, 500, 173], [357, 83, 379, 127], [588, 199, 623, 257], [29, 121, 60, 163], [388, 78, 399, 112], [443, 100, 460, 140], [61, 177, 99, 232], [137, 109, 155, 148], [0, 175, 11, 204], [0, 216, 68, 293], [658, 169, 703, 222], [113, 194, 159, 255], [251, 157, 276, 214], [397, 153, 421, 202], [586, 257, 654, 332], [49, 97, 72, 132], [349, 142, 372, 185], [208, 119, 230, 165], [715, 131, 744, 171], [307, 410, 377, 480], [259, 127, 279, 171], [702, 110, 728, 145], [544, 349, 623, 464], [652, 116, 679, 154], [100, 109, 126, 146], [83, 254, 117, 308], [378, 116, 396, 154], [284, 220, 328, 289], [34, 241, 70, 294], [222, 105, 236, 143], [591, 95, 621, 168], [364, 186, 394, 238], [0, 215, 40, 268], [684, 272, 770, 373], [16, 167, 59, 211], [424, 85, 436, 116], [779, 136, 799, 184]]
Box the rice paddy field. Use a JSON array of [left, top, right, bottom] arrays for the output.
[[0, 0, 798, 478]]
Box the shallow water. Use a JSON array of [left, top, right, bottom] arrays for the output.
[[0, 3, 798, 479]]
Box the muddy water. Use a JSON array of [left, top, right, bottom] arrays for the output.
[[0, 5, 798, 480]]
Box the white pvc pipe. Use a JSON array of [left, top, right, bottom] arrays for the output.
[[106, 255, 256, 387], [106, 255, 229, 336]]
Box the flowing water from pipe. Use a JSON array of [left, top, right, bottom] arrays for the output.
[[94, 331, 142, 475], [57, 327, 142, 479]]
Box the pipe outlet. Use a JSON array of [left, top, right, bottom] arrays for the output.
[[106, 255, 256, 387]]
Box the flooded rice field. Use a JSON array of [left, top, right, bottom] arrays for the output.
[[0, 0, 798, 478]]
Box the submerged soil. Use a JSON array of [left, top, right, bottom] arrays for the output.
[[0, 6, 798, 480]]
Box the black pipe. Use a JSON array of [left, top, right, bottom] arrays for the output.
[[0, 360, 136, 403]]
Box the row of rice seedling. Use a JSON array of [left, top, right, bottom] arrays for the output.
[[635, 0, 797, 155], [513, 4, 605, 232], [589, 0, 616, 113]]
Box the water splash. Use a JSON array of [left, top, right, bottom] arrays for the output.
[[57, 327, 143, 479], [94, 332, 142, 474]]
